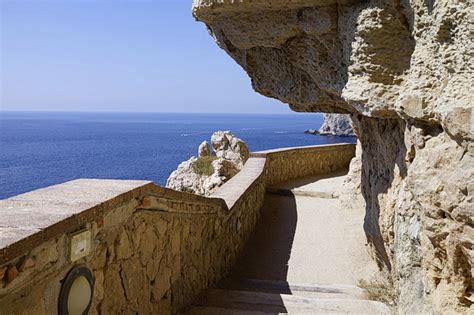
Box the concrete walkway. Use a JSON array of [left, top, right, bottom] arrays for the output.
[[188, 171, 388, 314], [254, 171, 378, 286]]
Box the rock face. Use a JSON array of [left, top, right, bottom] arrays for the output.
[[193, 1, 473, 314], [319, 114, 355, 136], [211, 131, 249, 169], [305, 114, 355, 136], [167, 131, 249, 196], [198, 141, 211, 157]]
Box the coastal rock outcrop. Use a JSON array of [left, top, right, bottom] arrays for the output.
[[305, 114, 355, 136], [211, 130, 249, 168], [166, 131, 249, 196], [193, 1, 473, 314], [319, 114, 354, 136]]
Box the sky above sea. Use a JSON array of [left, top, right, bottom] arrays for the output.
[[1, 0, 292, 114]]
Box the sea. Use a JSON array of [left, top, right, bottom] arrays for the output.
[[0, 112, 355, 199]]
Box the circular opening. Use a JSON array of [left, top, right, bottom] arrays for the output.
[[59, 266, 94, 315], [67, 276, 92, 315]]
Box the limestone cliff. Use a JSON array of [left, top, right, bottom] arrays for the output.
[[193, 1, 473, 314], [319, 114, 355, 136], [166, 131, 249, 196], [305, 114, 355, 136]]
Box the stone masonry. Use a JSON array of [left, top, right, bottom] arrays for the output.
[[0, 144, 355, 314]]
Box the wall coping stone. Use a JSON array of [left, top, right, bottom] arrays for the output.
[[0, 179, 226, 264], [251, 143, 354, 157], [211, 157, 266, 210]]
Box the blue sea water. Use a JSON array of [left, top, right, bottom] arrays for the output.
[[0, 112, 354, 199]]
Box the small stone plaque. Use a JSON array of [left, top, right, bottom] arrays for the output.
[[69, 230, 91, 262]]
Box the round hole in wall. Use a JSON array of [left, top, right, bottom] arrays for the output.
[[58, 265, 94, 315]]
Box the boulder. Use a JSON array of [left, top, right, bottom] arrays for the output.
[[166, 131, 249, 196], [198, 141, 210, 158], [211, 131, 249, 168], [304, 129, 319, 135], [165, 157, 205, 195]]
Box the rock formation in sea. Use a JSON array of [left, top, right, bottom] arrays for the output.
[[166, 131, 249, 196], [305, 114, 355, 136], [193, 1, 473, 314], [319, 114, 355, 136]]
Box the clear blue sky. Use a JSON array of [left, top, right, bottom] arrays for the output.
[[0, 0, 292, 114]]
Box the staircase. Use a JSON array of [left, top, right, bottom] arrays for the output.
[[186, 172, 391, 314], [188, 278, 390, 314]]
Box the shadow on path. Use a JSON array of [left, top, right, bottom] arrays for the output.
[[190, 171, 388, 314], [217, 192, 297, 313], [230, 193, 297, 284]]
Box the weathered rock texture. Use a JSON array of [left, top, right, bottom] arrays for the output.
[[319, 114, 355, 136], [305, 114, 355, 136], [198, 140, 211, 157], [166, 131, 250, 196], [193, 1, 473, 314]]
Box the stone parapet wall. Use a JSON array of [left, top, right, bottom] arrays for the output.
[[0, 144, 354, 314], [254, 143, 355, 185]]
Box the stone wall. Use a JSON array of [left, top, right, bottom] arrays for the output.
[[254, 143, 355, 185], [0, 144, 355, 314]]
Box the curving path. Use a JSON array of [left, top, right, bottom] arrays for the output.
[[187, 171, 390, 314]]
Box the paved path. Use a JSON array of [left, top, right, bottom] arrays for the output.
[[243, 171, 379, 286], [188, 171, 389, 314]]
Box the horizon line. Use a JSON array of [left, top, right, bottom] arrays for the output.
[[0, 109, 322, 116]]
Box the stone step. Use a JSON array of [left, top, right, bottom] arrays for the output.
[[188, 306, 277, 315], [193, 289, 391, 314], [266, 187, 338, 199], [224, 278, 364, 300]]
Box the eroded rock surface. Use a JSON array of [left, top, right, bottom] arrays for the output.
[[198, 141, 211, 157], [319, 114, 355, 136], [305, 114, 355, 136], [211, 130, 250, 168], [193, 1, 473, 313], [167, 131, 249, 196]]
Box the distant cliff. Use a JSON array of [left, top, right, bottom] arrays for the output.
[[306, 114, 355, 136], [319, 114, 354, 136]]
